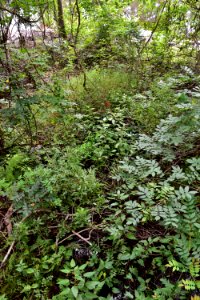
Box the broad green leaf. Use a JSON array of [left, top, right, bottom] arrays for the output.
[[57, 279, 70, 286], [85, 281, 100, 290], [84, 271, 96, 278], [70, 259, 76, 268], [71, 286, 79, 298]]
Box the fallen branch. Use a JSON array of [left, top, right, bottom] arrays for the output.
[[72, 230, 92, 246], [58, 228, 94, 245], [0, 241, 15, 269]]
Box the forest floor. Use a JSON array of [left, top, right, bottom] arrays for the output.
[[0, 62, 200, 299]]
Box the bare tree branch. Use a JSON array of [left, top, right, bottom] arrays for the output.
[[140, 0, 168, 54]]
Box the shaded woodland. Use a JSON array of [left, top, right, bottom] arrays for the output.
[[0, 0, 200, 299]]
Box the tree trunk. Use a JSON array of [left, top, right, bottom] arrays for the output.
[[195, 50, 200, 74], [56, 0, 66, 38]]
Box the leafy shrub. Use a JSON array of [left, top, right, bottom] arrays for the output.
[[3, 147, 102, 216], [79, 108, 136, 168]]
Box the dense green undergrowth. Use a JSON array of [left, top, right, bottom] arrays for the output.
[[0, 68, 200, 300]]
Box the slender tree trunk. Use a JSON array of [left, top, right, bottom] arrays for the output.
[[195, 50, 200, 74], [56, 0, 66, 38]]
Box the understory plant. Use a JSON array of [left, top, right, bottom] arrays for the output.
[[0, 73, 200, 300]]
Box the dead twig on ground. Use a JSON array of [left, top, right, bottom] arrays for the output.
[[0, 241, 15, 269], [72, 230, 92, 246], [58, 228, 95, 246]]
